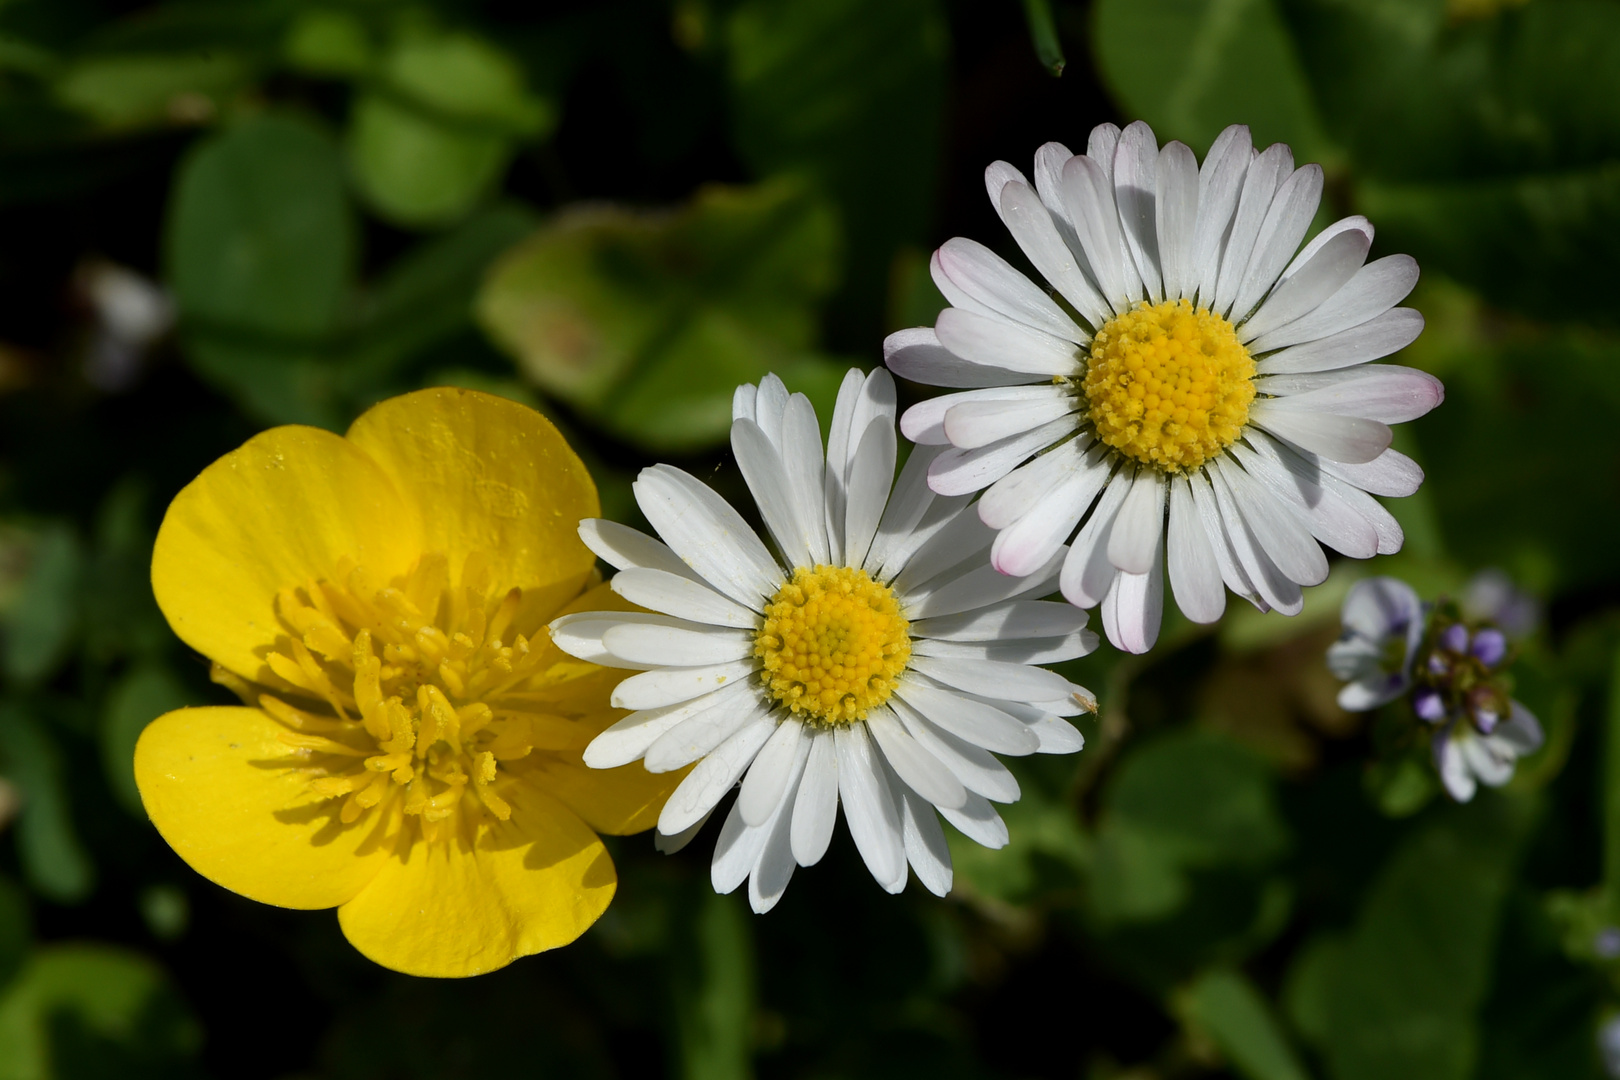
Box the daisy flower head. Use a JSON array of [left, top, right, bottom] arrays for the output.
[[886, 121, 1443, 653], [550, 369, 1097, 912]]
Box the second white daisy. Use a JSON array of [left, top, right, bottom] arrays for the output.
[[550, 369, 1096, 912], [886, 121, 1444, 653]]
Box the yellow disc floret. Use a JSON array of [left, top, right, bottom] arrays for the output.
[[1082, 298, 1256, 472], [755, 565, 911, 726]]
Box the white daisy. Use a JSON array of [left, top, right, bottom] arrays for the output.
[[549, 368, 1096, 912], [885, 120, 1444, 653]]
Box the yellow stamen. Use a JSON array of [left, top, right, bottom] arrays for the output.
[[1083, 298, 1255, 472], [755, 565, 911, 726]]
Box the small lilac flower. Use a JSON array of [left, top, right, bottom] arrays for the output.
[[1413, 687, 1447, 724], [1471, 628, 1507, 667], [1433, 702, 1543, 802], [1439, 622, 1470, 655], [1594, 927, 1620, 960], [1599, 1013, 1620, 1077], [1327, 578, 1426, 711], [1463, 569, 1540, 639]]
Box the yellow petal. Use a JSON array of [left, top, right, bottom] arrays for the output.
[[134, 707, 395, 909], [529, 752, 689, 836], [345, 388, 600, 625], [152, 425, 419, 682], [336, 783, 615, 977]]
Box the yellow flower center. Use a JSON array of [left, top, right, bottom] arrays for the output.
[[1082, 298, 1256, 472], [754, 565, 911, 726], [261, 552, 585, 843]]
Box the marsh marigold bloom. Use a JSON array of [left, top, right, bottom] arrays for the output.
[[887, 121, 1444, 653], [135, 388, 681, 977], [551, 369, 1095, 912]]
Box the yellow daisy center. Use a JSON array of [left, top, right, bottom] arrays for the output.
[[1082, 298, 1256, 472], [261, 552, 577, 843], [754, 565, 911, 726]]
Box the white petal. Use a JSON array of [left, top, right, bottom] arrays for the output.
[[1028, 714, 1084, 753], [1205, 463, 1303, 614], [1087, 122, 1121, 177], [902, 548, 1064, 621], [1100, 538, 1164, 654], [893, 676, 1040, 755], [584, 681, 754, 769], [791, 729, 839, 866], [998, 180, 1112, 326], [753, 373, 789, 446], [781, 393, 831, 565], [1496, 701, 1544, 755], [710, 800, 767, 895], [1058, 471, 1132, 609], [1107, 467, 1167, 575], [732, 382, 758, 423], [1256, 308, 1425, 375], [1319, 447, 1424, 498], [747, 758, 805, 913], [1247, 255, 1420, 355], [1433, 728, 1477, 803], [823, 368, 867, 565], [944, 389, 1077, 449], [865, 443, 943, 575], [602, 621, 753, 667], [908, 654, 1076, 703], [1032, 141, 1077, 223], [985, 159, 1030, 214], [1166, 476, 1225, 623], [1190, 124, 1253, 303], [634, 464, 780, 608], [867, 707, 968, 810], [1460, 730, 1515, 788], [935, 307, 1081, 377], [1187, 467, 1264, 610], [579, 518, 703, 581], [885, 325, 1035, 389], [1230, 163, 1324, 323], [926, 414, 1079, 497], [739, 718, 807, 827], [1240, 226, 1370, 343], [988, 462, 1107, 577], [1248, 403, 1393, 464], [979, 434, 1106, 530], [938, 793, 1009, 848], [836, 723, 906, 892], [912, 599, 1087, 642], [1277, 215, 1372, 286], [934, 238, 1084, 342], [1114, 120, 1163, 301], [1156, 140, 1199, 301], [1210, 456, 1327, 586], [899, 787, 953, 897], [891, 697, 1021, 802], [656, 808, 712, 853], [888, 502, 996, 596], [1339, 575, 1422, 642], [901, 384, 1063, 447], [658, 715, 776, 835], [610, 568, 758, 629], [1212, 143, 1291, 316], [644, 689, 769, 773], [612, 660, 757, 711], [843, 417, 897, 569], [1234, 435, 1379, 559], [874, 491, 976, 586], [548, 610, 667, 669], [1061, 154, 1133, 310], [1258, 365, 1444, 425], [910, 632, 1094, 666]]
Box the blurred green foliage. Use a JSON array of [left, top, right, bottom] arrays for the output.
[[0, 0, 1615, 1078]]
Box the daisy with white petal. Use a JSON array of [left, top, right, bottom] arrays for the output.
[[550, 369, 1097, 911], [886, 120, 1443, 653]]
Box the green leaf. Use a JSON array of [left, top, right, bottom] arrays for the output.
[[477, 178, 850, 451], [165, 112, 354, 339], [0, 706, 94, 904], [0, 944, 201, 1080], [726, 0, 948, 323], [283, 9, 372, 77], [1091, 0, 1335, 160], [0, 523, 80, 685], [382, 29, 551, 136], [100, 664, 199, 817], [53, 51, 250, 129], [671, 890, 756, 1080], [347, 92, 512, 228], [1181, 968, 1310, 1080], [1295, 796, 1536, 1080], [0, 876, 29, 992]]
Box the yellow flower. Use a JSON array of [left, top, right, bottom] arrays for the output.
[[135, 388, 681, 977]]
